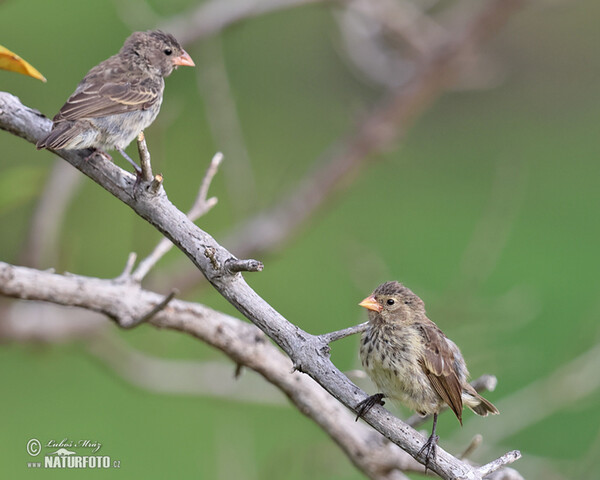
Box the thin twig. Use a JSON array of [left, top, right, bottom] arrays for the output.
[[224, 258, 264, 274], [116, 252, 138, 282], [476, 450, 522, 478], [190, 151, 223, 218], [131, 152, 223, 282], [124, 289, 178, 329], [320, 322, 369, 344], [459, 434, 482, 460]]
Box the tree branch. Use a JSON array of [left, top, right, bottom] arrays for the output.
[[0, 261, 422, 480], [0, 89, 521, 479]]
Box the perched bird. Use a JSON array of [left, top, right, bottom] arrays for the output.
[[356, 281, 498, 470], [36, 30, 195, 173]]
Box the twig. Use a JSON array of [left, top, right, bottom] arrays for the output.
[[320, 322, 369, 344], [476, 450, 522, 478], [224, 258, 264, 274], [459, 434, 482, 460], [124, 289, 178, 328], [131, 152, 222, 282], [116, 252, 138, 282], [190, 151, 222, 218]]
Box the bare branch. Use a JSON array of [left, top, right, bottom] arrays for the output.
[[117, 252, 138, 281], [224, 258, 264, 274], [459, 434, 482, 460], [126, 289, 178, 328], [0, 3, 526, 476], [0, 261, 423, 480], [0, 83, 522, 478], [131, 152, 222, 282], [191, 151, 223, 218], [320, 322, 369, 344], [476, 450, 522, 478]]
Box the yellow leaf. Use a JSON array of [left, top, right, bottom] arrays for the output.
[[0, 44, 46, 82]]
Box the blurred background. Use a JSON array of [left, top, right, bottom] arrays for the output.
[[1, 0, 599, 479]]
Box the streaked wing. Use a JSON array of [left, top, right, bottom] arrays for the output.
[[56, 80, 160, 121], [416, 322, 464, 423]]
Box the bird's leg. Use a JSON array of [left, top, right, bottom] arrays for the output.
[[355, 393, 386, 421], [418, 412, 439, 473], [116, 148, 142, 176]]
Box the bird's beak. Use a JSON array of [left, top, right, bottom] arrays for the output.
[[358, 295, 382, 313], [173, 50, 195, 67]]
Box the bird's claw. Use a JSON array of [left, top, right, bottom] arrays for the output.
[[418, 433, 439, 473], [355, 393, 385, 421]]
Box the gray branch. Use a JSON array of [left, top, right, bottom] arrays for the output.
[[0, 261, 421, 480], [0, 89, 521, 479]]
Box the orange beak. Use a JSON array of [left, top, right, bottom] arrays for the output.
[[173, 50, 195, 67], [358, 295, 382, 313]]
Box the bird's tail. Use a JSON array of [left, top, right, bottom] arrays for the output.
[[36, 122, 82, 150], [463, 384, 499, 416]]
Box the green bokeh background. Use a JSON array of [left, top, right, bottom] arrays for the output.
[[1, 1, 599, 479]]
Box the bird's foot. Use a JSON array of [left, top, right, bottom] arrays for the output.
[[355, 393, 385, 421], [85, 149, 112, 162], [417, 432, 439, 473]]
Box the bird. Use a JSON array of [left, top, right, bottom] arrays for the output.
[[356, 281, 498, 471], [36, 30, 195, 174]]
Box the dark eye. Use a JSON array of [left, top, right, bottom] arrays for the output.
[[164, 48, 173, 56], [386, 299, 395, 306]]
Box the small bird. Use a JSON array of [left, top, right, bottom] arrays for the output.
[[356, 281, 498, 470], [36, 30, 195, 173]]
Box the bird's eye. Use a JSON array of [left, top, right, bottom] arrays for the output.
[[164, 48, 173, 56], [386, 299, 395, 306]]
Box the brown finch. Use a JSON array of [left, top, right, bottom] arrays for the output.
[[356, 281, 498, 470], [36, 30, 194, 173]]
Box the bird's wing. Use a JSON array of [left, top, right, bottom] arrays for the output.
[[416, 322, 464, 424], [55, 78, 160, 121]]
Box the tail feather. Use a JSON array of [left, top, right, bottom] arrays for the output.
[[463, 384, 499, 416], [470, 393, 499, 416], [36, 122, 83, 150]]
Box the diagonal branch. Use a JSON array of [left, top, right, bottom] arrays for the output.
[[0, 87, 521, 480]]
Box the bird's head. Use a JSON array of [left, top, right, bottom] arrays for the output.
[[123, 30, 195, 77], [359, 281, 425, 324]]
